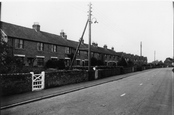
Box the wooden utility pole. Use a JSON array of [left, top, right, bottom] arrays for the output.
[[173, 2, 174, 61], [154, 51, 156, 61], [88, 3, 92, 72], [140, 41, 142, 56]]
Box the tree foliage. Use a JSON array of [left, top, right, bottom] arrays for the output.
[[45, 59, 65, 69], [117, 57, 128, 67], [91, 57, 104, 66]]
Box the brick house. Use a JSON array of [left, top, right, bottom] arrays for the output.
[[1, 21, 147, 67]]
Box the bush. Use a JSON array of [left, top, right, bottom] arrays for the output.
[[91, 57, 98, 66], [0, 56, 26, 74], [91, 57, 104, 66], [45, 59, 65, 69], [97, 60, 104, 66], [117, 57, 128, 67]]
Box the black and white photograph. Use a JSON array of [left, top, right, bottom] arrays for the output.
[[0, 0, 174, 114]]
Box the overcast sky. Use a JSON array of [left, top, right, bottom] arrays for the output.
[[1, 0, 173, 62]]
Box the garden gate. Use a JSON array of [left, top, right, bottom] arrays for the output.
[[30, 71, 45, 91]]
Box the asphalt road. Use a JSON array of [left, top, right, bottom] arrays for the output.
[[1, 68, 173, 115]]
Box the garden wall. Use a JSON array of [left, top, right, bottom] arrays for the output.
[[44, 70, 89, 89], [97, 67, 121, 79], [0, 67, 134, 96], [0, 70, 89, 96], [0, 73, 32, 96], [122, 67, 133, 74]]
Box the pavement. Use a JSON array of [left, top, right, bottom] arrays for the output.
[[0, 70, 147, 110]]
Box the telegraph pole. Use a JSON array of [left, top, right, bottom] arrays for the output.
[[88, 3, 92, 72], [173, 2, 174, 61], [140, 41, 142, 56], [154, 51, 156, 61], [0, 2, 1, 21]]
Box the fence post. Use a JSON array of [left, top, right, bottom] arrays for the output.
[[41, 71, 45, 89]]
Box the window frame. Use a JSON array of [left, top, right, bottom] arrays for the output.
[[37, 57, 44, 66], [37, 42, 44, 51], [51, 44, 57, 52], [65, 47, 70, 54], [15, 39, 24, 49]]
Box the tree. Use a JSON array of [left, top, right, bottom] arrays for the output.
[[117, 57, 128, 67], [45, 59, 65, 70], [0, 31, 15, 73], [91, 57, 98, 66], [127, 60, 134, 67], [0, 35, 8, 67], [0, 30, 24, 73], [97, 59, 104, 66]]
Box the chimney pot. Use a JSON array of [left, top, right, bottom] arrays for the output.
[[92, 42, 98, 47], [60, 30, 67, 39], [32, 22, 40, 32], [104, 45, 107, 49]]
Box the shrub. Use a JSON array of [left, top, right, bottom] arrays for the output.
[[91, 57, 104, 66], [117, 57, 128, 67], [91, 57, 98, 66], [45, 59, 65, 70]]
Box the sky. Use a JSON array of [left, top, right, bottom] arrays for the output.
[[1, 0, 173, 62]]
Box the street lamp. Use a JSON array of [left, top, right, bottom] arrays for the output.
[[91, 17, 98, 24]]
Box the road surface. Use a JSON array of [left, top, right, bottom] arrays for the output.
[[1, 68, 173, 115]]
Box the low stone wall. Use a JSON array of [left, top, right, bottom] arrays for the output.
[[0, 67, 137, 96], [45, 70, 89, 89], [0, 73, 32, 96], [122, 67, 133, 74], [97, 67, 121, 79]]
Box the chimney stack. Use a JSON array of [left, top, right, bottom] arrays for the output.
[[60, 30, 67, 39], [111, 47, 114, 51], [32, 22, 40, 32], [103, 44, 107, 49], [79, 38, 84, 45], [92, 42, 98, 47]]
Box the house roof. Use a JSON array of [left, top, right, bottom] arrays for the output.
[[1, 21, 120, 55], [1, 21, 70, 47], [1, 21, 146, 59]]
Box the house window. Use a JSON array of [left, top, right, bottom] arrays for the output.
[[51, 57, 58, 60], [37, 57, 44, 66], [112, 56, 115, 59], [14, 54, 25, 65], [15, 39, 24, 49], [65, 57, 70, 67], [77, 50, 80, 55], [105, 55, 107, 59], [76, 59, 81, 66], [86, 51, 88, 56], [97, 53, 100, 57], [51, 45, 57, 52], [37, 42, 44, 51], [65, 47, 70, 54], [85, 60, 88, 66]]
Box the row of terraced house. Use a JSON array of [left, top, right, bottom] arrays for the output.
[[1, 21, 147, 67]]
